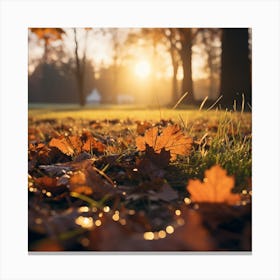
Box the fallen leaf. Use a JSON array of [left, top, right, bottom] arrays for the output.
[[136, 157, 165, 180], [81, 131, 106, 153], [73, 152, 93, 162], [136, 125, 192, 161], [29, 142, 70, 172], [69, 171, 93, 195], [145, 145, 170, 169], [39, 164, 73, 177], [49, 131, 105, 157], [187, 165, 241, 205], [33, 176, 68, 195], [49, 135, 77, 156], [68, 160, 116, 199], [136, 121, 152, 135], [136, 145, 170, 180], [194, 203, 251, 250]]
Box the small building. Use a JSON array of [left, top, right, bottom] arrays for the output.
[[87, 89, 101, 104], [117, 94, 135, 104]]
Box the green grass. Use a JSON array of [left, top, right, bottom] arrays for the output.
[[178, 110, 252, 191], [29, 104, 252, 192], [29, 104, 250, 124]]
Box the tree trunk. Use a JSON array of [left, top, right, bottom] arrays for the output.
[[220, 28, 251, 110], [207, 49, 216, 99], [201, 30, 217, 100], [179, 28, 195, 104], [74, 28, 86, 107], [170, 47, 179, 104]]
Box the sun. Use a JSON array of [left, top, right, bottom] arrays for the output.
[[134, 60, 151, 78]]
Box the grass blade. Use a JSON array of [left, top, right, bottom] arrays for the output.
[[199, 96, 208, 111], [172, 92, 189, 110], [206, 95, 223, 111]]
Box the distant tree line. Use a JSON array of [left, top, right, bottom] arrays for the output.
[[29, 28, 251, 110], [28, 59, 172, 104], [29, 59, 95, 104]]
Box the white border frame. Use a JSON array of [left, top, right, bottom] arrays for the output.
[[1, 0, 279, 279]]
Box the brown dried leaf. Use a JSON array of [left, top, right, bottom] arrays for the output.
[[33, 176, 68, 194], [136, 121, 152, 135], [136, 126, 158, 151], [187, 165, 241, 205], [82, 131, 106, 153], [193, 203, 251, 250], [136, 125, 192, 161], [68, 160, 116, 199], [145, 145, 170, 169], [39, 164, 73, 177], [49, 132, 105, 157], [49, 136, 77, 156], [136, 157, 165, 180], [69, 171, 93, 195]]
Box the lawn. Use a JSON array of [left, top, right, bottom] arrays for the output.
[[28, 105, 252, 251]]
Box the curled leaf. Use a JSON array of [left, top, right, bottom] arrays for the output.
[[49, 136, 77, 156]]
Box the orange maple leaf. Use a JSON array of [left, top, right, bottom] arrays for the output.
[[136, 125, 193, 161], [187, 165, 241, 205]]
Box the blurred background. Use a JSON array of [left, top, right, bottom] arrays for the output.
[[28, 28, 251, 110]]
